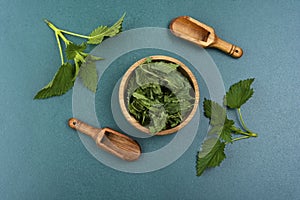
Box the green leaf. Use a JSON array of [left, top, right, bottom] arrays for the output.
[[221, 119, 234, 143], [126, 75, 138, 103], [65, 43, 87, 60], [224, 78, 255, 109], [65, 43, 87, 80], [87, 13, 125, 44], [203, 99, 227, 126], [88, 54, 104, 61], [78, 56, 98, 93], [127, 60, 194, 133], [145, 57, 152, 63], [149, 104, 168, 134], [208, 126, 223, 136], [135, 66, 160, 87], [140, 62, 179, 74], [196, 138, 226, 176], [34, 63, 75, 99], [207, 119, 234, 143]]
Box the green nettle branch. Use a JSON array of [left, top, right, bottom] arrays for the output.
[[44, 20, 72, 64], [196, 78, 259, 176], [44, 20, 101, 64], [34, 14, 125, 99]]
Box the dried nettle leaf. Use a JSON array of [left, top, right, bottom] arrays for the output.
[[127, 60, 194, 134]]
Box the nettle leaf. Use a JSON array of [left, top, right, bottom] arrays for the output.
[[135, 66, 160, 86], [127, 60, 194, 133], [87, 13, 125, 44], [197, 78, 258, 176], [203, 99, 227, 126], [208, 126, 223, 136], [165, 71, 186, 91], [88, 54, 104, 61], [78, 56, 99, 93], [149, 104, 168, 134], [207, 119, 234, 143], [216, 119, 234, 143], [140, 62, 178, 74], [145, 57, 152, 63], [126, 75, 138, 103], [34, 63, 75, 99], [225, 78, 255, 109], [196, 138, 226, 176], [65, 43, 87, 60], [221, 119, 234, 143]]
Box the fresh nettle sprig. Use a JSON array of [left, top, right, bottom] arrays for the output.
[[196, 78, 258, 176], [34, 13, 125, 99]]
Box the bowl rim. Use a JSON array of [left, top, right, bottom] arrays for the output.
[[118, 55, 200, 135]]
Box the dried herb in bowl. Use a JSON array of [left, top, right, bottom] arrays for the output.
[[126, 58, 195, 134]]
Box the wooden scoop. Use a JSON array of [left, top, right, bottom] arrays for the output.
[[169, 16, 243, 58], [68, 118, 141, 161]]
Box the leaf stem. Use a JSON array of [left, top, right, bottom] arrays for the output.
[[58, 32, 70, 45], [44, 19, 57, 32], [231, 136, 251, 143], [55, 33, 64, 65], [60, 29, 90, 39], [44, 19, 75, 65], [237, 108, 257, 137], [231, 125, 257, 137], [44, 19, 70, 45], [73, 60, 80, 81]]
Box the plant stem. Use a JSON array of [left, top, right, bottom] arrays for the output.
[[231, 125, 257, 137], [58, 32, 70, 45], [232, 136, 250, 142], [55, 33, 64, 65], [44, 19, 57, 32], [237, 108, 248, 131], [44, 19, 75, 65], [237, 108, 257, 137], [73, 61, 80, 81], [44, 19, 70, 45], [60, 29, 90, 39]]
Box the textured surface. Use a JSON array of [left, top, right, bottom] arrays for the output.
[[0, 0, 299, 199]]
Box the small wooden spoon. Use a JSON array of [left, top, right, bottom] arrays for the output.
[[68, 118, 141, 161], [169, 16, 243, 58]]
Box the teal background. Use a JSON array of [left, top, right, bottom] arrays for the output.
[[0, 0, 299, 199]]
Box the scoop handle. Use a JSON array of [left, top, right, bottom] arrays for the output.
[[68, 118, 101, 139], [210, 36, 243, 58]]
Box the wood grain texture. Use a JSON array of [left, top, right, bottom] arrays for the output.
[[170, 16, 243, 58], [119, 55, 200, 135], [68, 118, 141, 161]]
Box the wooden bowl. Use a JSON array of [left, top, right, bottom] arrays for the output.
[[119, 55, 200, 135]]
